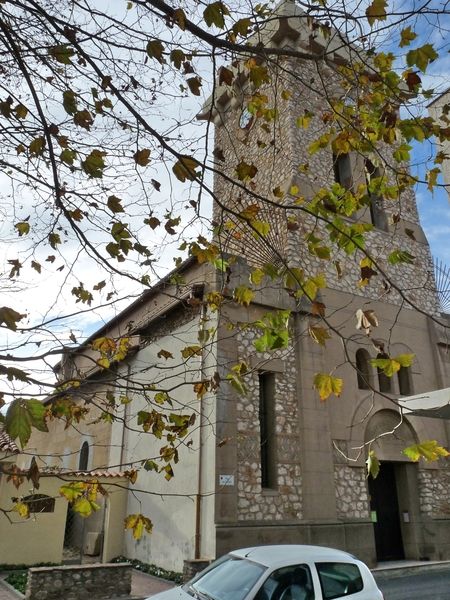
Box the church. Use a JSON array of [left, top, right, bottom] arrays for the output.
[[25, 0, 450, 573]]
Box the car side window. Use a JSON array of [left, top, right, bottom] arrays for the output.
[[315, 562, 363, 599], [254, 565, 315, 600]]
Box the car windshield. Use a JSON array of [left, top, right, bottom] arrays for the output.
[[186, 556, 266, 600]]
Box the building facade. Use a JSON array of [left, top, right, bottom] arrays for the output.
[[24, 0, 450, 572]]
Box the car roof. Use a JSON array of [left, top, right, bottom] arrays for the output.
[[229, 545, 357, 568]]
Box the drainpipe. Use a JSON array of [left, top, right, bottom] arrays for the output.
[[195, 296, 208, 560]]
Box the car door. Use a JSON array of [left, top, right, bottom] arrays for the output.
[[313, 562, 376, 600]]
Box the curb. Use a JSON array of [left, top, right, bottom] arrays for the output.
[[372, 560, 450, 580]]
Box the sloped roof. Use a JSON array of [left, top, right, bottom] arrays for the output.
[[0, 426, 19, 454]]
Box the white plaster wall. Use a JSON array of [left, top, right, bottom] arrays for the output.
[[122, 310, 217, 571]]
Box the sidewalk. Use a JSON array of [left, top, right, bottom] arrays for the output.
[[131, 571, 175, 599]]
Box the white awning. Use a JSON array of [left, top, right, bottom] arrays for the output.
[[398, 387, 450, 420]]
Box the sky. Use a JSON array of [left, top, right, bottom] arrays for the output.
[[1, 0, 450, 405]]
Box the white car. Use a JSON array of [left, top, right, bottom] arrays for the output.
[[148, 545, 384, 600]]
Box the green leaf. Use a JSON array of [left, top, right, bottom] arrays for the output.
[[366, 0, 387, 26], [49, 45, 75, 64], [0, 306, 26, 330], [388, 249, 416, 265], [60, 148, 77, 165], [399, 26, 417, 48], [393, 143, 411, 163], [29, 137, 45, 156], [146, 40, 165, 63], [406, 44, 438, 73], [82, 149, 106, 178], [5, 399, 46, 448], [403, 440, 450, 462], [313, 373, 343, 401], [366, 450, 380, 478], [48, 232, 61, 249], [63, 89, 78, 115], [203, 1, 230, 28], [60, 482, 86, 502]]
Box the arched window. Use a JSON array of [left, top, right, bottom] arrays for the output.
[[79, 441, 89, 471], [376, 353, 392, 393], [23, 494, 55, 513], [365, 160, 388, 231], [398, 366, 413, 396], [356, 349, 372, 390], [333, 153, 352, 190]]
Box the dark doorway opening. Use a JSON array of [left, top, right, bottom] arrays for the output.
[[368, 461, 405, 561]]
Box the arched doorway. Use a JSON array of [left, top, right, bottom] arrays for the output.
[[365, 410, 420, 562]]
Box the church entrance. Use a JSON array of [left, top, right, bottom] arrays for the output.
[[368, 461, 404, 561]]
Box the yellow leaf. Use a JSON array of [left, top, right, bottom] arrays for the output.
[[308, 325, 331, 346], [14, 501, 30, 519], [403, 440, 450, 462], [313, 373, 343, 401], [92, 337, 116, 354], [124, 513, 153, 540]]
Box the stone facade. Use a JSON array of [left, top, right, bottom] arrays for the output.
[[334, 465, 370, 520], [418, 468, 450, 516], [235, 329, 302, 521], [25, 564, 131, 600]]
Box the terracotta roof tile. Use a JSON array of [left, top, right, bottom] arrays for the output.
[[0, 427, 19, 454]]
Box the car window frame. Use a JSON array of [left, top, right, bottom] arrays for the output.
[[314, 561, 364, 600]]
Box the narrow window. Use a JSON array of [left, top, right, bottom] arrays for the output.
[[398, 366, 412, 396], [79, 441, 89, 471], [355, 349, 371, 390], [365, 159, 388, 231], [259, 372, 277, 490], [333, 153, 352, 190], [23, 494, 55, 513], [376, 353, 392, 393]]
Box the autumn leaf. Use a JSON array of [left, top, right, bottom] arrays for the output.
[[124, 513, 153, 539], [14, 222, 30, 237], [60, 482, 86, 502], [403, 440, 450, 462], [366, 0, 387, 26], [133, 148, 151, 166], [49, 45, 74, 64], [203, 2, 230, 28], [172, 156, 200, 182], [399, 26, 417, 48], [157, 349, 174, 360], [107, 195, 124, 213], [406, 44, 438, 73], [234, 285, 254, 307], [355, 308, 379, 334], [5, 399, 48, 448], [366, 450, 380, 478], [186, 76, 202, 96], [308, 325, 331, 346], [0, 307, 26, 330], [82, 149, 106, 178], [146, 40, 165, 63], [313, 373, 343, 401], [181, 345, 202, 359], [14, 501, 30, 519]]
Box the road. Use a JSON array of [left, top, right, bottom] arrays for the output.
[[375, 569, 450, 600]]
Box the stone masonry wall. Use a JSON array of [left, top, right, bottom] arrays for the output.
[[235, 328, 302, 521], [418, 468, 450, 516], [334, 465, 370, 520], [25, 564, 131, 600], [213, 54, 440, 316]]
